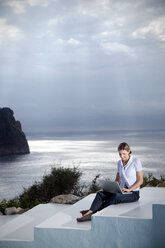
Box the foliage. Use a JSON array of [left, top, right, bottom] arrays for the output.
[[19, 192, 40, 209], [141, 173, 165, 188], [88, 174, 101, 193], [1, 169, 165, 214], [18, 166, 82, 206], [0, 198, 20, 214], [0, 166, 82, 212]]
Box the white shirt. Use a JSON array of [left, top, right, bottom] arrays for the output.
[[117, 156, 143, 191]]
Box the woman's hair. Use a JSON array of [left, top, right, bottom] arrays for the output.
[[118, 142, 132, 154]]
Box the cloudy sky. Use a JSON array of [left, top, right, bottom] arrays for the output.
[[0, 0, 165, 133]]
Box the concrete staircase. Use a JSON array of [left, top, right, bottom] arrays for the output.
[[0, 188, 165, 248], [0, 203, 68, 247]]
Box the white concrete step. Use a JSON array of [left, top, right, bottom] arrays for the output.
[[36, 193, 95, 230], [95, 187, 165, 219], [0, 203, 68, 242], [0, 215, 18, 226], [34, 188, 165, 248], [0, 188, 165, 248]]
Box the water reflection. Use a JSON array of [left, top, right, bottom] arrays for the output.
[[0, 130, 165, 200]]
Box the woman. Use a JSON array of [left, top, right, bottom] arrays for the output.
[[77, 142, 143, 222]]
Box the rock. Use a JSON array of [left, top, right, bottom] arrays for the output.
[[158, 181, 165, 187], [0, 107, 30, 156], [4, 207, 26, 215], [14, 207, 24, 214], [17, 208, 29, 214], [5, 207, 18, 215], [0, 211, 3, 215], [144, 184, 153, 187], [50, 194, 81, 204]]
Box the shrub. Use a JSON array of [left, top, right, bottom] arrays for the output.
[[88, 174, 101, 193], [19, 166, 82, 204], [141, 173, 165, 188], [19, 192, 40, 209], [2, 168, 164, 213], [0, 198, 20, 214]]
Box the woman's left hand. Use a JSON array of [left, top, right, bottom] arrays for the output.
[[121, 187, 131, 192]]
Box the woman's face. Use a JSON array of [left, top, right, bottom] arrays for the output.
[[119, 149, 130, 163]]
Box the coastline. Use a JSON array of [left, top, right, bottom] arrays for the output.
[[0, 129, 165, 200]]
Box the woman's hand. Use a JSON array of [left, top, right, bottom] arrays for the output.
[[121, 187, 131, 192]]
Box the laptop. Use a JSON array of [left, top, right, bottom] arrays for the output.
[[99, 179, 132, 194]]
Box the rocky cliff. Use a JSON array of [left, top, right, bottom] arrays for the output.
[[0, 107, 30, 156]]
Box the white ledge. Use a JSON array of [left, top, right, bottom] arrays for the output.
[[0, 187, 165, 248]]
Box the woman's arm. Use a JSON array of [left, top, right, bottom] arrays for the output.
[[122, 171, 143, 192], [115, 172, 121, 184]]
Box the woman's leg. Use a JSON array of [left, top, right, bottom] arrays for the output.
[[77, 191, 111, 222], [100, 191, 140, 210], [77, 191, 139, 222], [90, 190, 112, 213]]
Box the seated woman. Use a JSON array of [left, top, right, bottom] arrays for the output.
[[77, 142, 143, 222]]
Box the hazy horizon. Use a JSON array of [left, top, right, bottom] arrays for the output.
[[1, 129, 165, 200], [0, 0, 165, 133]]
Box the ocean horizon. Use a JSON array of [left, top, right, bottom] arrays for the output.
[[0, 129, 165, 201]]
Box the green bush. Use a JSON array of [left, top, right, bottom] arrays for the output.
[[141, 173, 165, 188], [0, 198, 20, 214], [19, 166, 82, 204], [1, 168, 164, 214], [88, 174, 101, 193], [0, 166, 82, 212], [19, 192, 40, 209]]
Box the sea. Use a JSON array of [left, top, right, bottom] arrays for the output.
[[0, 129, 165, 201]]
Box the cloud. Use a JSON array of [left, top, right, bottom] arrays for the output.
[[47, 18, 58, 26], [104, 17, 126, 28], [114, 1, 142, 11], [27, 0, 50, 7], [0, 18, 21, 44], [58, 38, 81, 46], [91, 30, 122, 42], [0, 0, 165, 132], [100, 42, 135, 57], [4, 0, 58, 14], [76, 0, 110, 18], [91, 31, 110, 40], [5, 1, 26, 13], [132, 16, 165, 42]]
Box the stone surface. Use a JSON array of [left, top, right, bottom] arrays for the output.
[[4, 207, 25, 215], [0, 211, 3, 216], [0, 203, 68, 242], [5, 207, 18, 215], [17, 208, 29, 214], [158, 181, 165, 187], [36, 188, 165, 248], [0, 107, 30, 156], [50, 194, 81, 204]]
